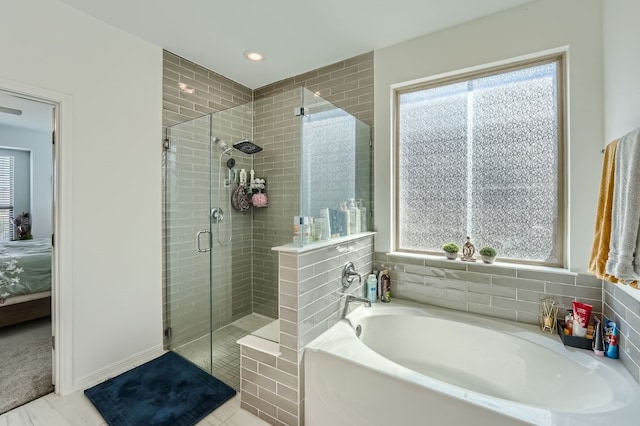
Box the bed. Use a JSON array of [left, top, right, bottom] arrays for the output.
[[0, 238, 52, 328]]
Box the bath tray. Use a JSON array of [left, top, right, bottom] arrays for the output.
[[557, 320, 593, 350]]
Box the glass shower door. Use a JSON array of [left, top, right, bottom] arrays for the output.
[[164, 113, 213, 373]]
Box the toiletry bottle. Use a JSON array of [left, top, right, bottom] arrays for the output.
[[312, 218, 323, 241], [367, 274, 377, 303], [293, 216, 301, 246], [565, 311, 573, 336], [357, 199, 367, 232], [319, 208, 332, 240], [380, 269, 391, 303], [348, 198, 361, 234], [340, 203, 350, 236], [302, 217, 313, 244]]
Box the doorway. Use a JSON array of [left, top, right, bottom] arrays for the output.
[[0, 90, 55, 414]]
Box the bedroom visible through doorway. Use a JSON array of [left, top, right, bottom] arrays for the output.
[[0, 90, 54, 414]]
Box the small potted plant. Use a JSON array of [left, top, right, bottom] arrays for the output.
[[479, 247, 497, 264], [442, 243, 459, 260]]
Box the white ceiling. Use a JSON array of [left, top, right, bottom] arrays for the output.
[[57, 0, 534, 89], [0, 92, 54, 132]]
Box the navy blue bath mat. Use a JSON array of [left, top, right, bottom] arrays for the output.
[[84, 351, 236, 426]]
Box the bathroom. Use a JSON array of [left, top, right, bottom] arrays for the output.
[[161, 0, 640, 424], [1, 0, 639, 425]]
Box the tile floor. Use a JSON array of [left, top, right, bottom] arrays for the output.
[[0, 391, 268, 426], [174, 313, 275, 391], [0, 313, 278, 426]]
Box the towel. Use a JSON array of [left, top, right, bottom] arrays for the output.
[[588, 140, 619, 283], [606, 128, 640, 283]]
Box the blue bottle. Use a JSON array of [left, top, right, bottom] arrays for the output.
[[367, 274, 377, 303]]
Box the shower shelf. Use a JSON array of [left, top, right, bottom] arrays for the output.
[[272, 231, 376, 254]]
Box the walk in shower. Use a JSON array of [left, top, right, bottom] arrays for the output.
[[163, 87, 371, 391]]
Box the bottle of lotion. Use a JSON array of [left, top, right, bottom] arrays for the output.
[[367, 274, 377, 303]]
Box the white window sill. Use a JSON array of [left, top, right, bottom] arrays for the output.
[[386, 251, 577, 277]]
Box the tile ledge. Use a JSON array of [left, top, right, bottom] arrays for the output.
[[273, 231, 376, 253], [237, 335, 281, 357], [385, 251, 578, 276], [615, 281, 640, 302]]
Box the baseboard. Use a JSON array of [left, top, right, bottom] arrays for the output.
[[70, 345, 165, 394]]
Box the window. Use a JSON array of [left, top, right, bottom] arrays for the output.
[[395, 55, 564, 266], [0, 156, 14, 242]]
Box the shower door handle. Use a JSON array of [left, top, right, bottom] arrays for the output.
[[196, 230, 211, 252]]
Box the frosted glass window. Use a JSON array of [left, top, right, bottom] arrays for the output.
[[396, 58, 563, 266]]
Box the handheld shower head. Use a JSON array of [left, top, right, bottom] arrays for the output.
[[212, 136, 232, 156]]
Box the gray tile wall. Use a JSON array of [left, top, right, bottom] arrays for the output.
[[603, 282, 640, 383], [251, 88, 303, 318], [254, 52, 374, 127], [375, 252, 603, 325], [251, 53, 374, 319], [162, 51, 253, 130], [240, 235, 375, 426], [163, 51, 255, 347]]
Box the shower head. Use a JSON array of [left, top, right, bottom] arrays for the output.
[[233, 139, 263, 155], [212, 136, 232, 156], [226, 158, 236, 169]]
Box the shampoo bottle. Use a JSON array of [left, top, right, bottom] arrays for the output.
[[367, 274, 377, 303], [348, 198, 361, 234], [340, 203, 350, 236], [380, 269, 391, 303], [357, 199, 367, 232]]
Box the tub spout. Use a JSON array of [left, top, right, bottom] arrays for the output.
[[346, 294, 371, 307], [342, 294, 371, 321]]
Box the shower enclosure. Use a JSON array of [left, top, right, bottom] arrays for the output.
[[163, 87, 371, 391]]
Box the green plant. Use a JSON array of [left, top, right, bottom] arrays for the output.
[[479, 247, 497, 257], [442, 243, 459, 253]]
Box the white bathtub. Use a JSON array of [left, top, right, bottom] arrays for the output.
[[304, 300, 640, 425]]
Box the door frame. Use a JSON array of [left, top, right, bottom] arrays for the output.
[[0, 77, 73, 395]]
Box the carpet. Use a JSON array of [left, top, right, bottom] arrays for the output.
[[84, 351, 236, 426], [0, 317, 54, 415]]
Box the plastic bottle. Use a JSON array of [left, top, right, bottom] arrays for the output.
[[302, 217, 312, 244], [348, 198, 361, 234], [380, 269, 391, 303], [339, 203, 350, 236], [293, 216, 301, 246], [367, 274, 378, 303], [357, 199, 367, 232], [565, 310, 573, 336], [319, 208, 332, 240]]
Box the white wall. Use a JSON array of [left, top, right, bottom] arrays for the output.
[[0, 0, 163, 391], [0, 125, 53, 238], [374, 0, 604, 272], [603, 0, 640, 142], [603, 0, 640, 303]]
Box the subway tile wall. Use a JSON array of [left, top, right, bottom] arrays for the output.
[[240, 235, 374, 426], [254, 52, 374, 127], [251, 53, 375, 319], [162, 51, 255, 346], [603, 282, 640, 383], [375, 252, 603, 325]]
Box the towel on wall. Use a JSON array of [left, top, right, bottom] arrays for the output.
[[606, 128, 640, 283], [588, 139, 620, 283]]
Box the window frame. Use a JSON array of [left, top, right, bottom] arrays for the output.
[[0, 155, 15, 242], [393, 53, 566, 267]]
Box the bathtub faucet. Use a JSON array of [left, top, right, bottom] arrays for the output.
[[342, 262, 362, 288], [342, 294, 371, 320]]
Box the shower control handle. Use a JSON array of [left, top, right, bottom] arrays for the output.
[[196, 230, 211, 252]]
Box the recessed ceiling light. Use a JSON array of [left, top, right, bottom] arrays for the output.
[[178, 82, 195, 94], [244, 50, 264, 62]]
